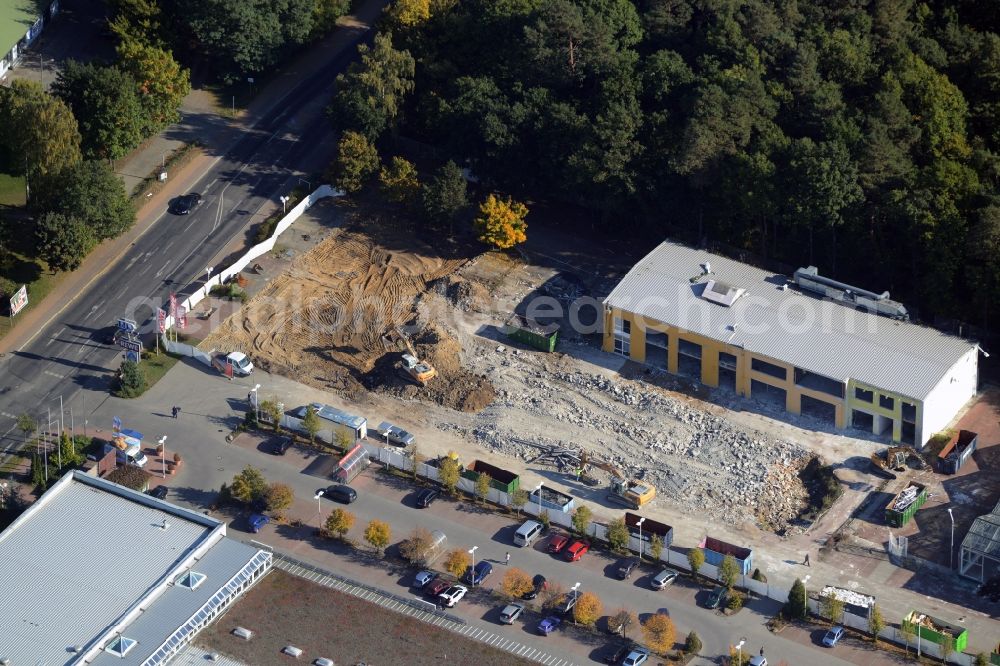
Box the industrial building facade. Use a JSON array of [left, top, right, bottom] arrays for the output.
[[603, 242, 979, 446]]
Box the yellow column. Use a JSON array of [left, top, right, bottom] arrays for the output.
[[629, 321, 646, 363], [702, 345, 719, 388], [786, 388, 801, 415], [667, 330, 679, 374]]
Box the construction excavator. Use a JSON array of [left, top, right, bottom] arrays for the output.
[[869, 445, 927, 480], [580, 453, 656, 509], [385, 327, 437, 386]]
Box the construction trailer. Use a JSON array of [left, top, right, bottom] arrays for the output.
[[700, 536, 753, 575], [461, 460, 520, 494], [901, 611, 969, 652], [625, 512, 673, 548], [938, 430, 978, 475], [885, 482, 928, 528], [502, 314, 560, 353], [289, 403, 367, 445]]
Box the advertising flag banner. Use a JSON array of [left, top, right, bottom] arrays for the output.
[[178, 305, 187, 330], [113, 416, 122, 432], [169, 293, 177, 318], [9, 285, 27, 316], [157, 308, 166, 333]]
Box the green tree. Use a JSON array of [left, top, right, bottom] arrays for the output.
[[685, 631, 702, 655], [0, 80, 82, 188], [607, 517, 629, 553], [116, 360, 147, 398], [52, 61, 146, 161], [421, 160, 468, 233], [301, 404, 321, 444], [324, 507, 354, 539], [31, 453, 46, 488], [260, 398, 283, 431], [34, 212, 95, 273], [41, 161, 135, 241], [474, 472, 492, 503], [648, 534, 664, 562], [331, 131, 380, 193], [510, 487, 528, 515], [687, 548, 704, 580], [310, 0, 352, 40], [868, 604, 885, 644], [379, 156, 420, 205], [330, 32, 415, 139], [265, 482, 294, 515], [230, 465, 268, 504], [364, 519, 391, 553], [821, 591, 845, 624], [571, 504, 592, 536], [108, 0, 166, 46], [117, 39, 192, 135], [786, 578, 808, 620], [475, 194, 528, 250], [16, 413, 37, 445], [718, 554, 739, 591], [58, 431, 80, 468], [438, 455, 460, 494]]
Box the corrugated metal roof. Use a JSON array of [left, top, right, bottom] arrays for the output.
[[604, 242, 976, 401], [0, 472, 262, 666]]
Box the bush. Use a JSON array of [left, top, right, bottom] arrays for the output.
[[785, 578, 807, 620], [607, 517, 629, 553], [798, 457, 843, 521], [751, 568, 767, 583], [685, 631, 702, 655], [115, 360, 147, 398], [727, 590, 745, 611]]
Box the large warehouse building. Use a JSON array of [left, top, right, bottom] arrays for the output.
[[603, 241, 979, 446], [0, 471, 271, 665]]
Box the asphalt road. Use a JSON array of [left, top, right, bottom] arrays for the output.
[[0, 25, 371, 448]]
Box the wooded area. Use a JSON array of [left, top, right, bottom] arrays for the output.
[[336, 0, 1000, 335]]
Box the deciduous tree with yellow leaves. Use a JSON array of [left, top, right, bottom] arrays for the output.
[[475, 194, 528, 250]]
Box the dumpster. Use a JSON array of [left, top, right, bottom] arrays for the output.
[[461, 459, 520, 493], [700, 536, 753, 575], [885, 482, 928, 527], [502, 314, 559, 353], [626, 512, 673, 548], [529, 485, 575, 514], [938, 430, 978, 475], [902, 611, 968, 652], [820, 586, 874, 620]]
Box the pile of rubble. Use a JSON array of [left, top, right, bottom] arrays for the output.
[[457, 343, 814, 531]]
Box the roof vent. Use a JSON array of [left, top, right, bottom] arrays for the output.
[[160, 519, 169, 530], [701, 261, 711, 275], [702, 279, 745, 307], [208, 653, 220, 662], [283, 645, 304, 658], [233, 627, 253, 640]]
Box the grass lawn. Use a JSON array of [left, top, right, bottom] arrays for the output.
[[0, 253, 64, 342], [199, 570, 535, 666], [140, 351, 183, 390], [0, 173, 26, 206]]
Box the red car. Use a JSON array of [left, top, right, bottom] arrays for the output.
[[548, 534, 569, 554], [563, 540, 590, 562], [424, 578, 450, 597]]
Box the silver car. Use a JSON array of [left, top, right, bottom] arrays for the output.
[[499, 603, 524, 624], [651, 568, 679, 589], [376, 421, 415, 447], [413, 570, 436, 588]]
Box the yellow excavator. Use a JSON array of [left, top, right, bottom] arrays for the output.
[[580, 453, 656, 509], [387, 327, 437, 386]]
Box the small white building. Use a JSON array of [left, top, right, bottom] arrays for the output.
[[0, 470, 271, 665]]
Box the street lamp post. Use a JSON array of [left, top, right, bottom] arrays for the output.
[[570, 581, 580, 623], [535, 482, 543, 518], [468, 546, 478, 586], [736, 638, 746, 665], [636, 517, 646, 561], [251, 384, 261, 421], [158, 436, 167, 478], [314, 490, 325, 527], [948, 508, 955, 570], [802, 574, 810, 619], [280, 195, 289, 215]]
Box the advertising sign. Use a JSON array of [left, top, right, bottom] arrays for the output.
[[9, 285, 27, 316], [178, 305, 187, 330], [125, 351, 141, 363], [118, 338, 142, 353], [169, 293, 177, 318], [157, 308, 166, 333], [117, 318, 137, 333]]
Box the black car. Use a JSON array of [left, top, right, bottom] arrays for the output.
[[415, 488, 439, 508], [147, 485, 168, 500], [616, 557, 640, 580], [521, 574, 547, 600], [324, 484, 357, 504], [171, 192, 202, 215], [599, 641, 632, 665], [269, 436, 292, 455]]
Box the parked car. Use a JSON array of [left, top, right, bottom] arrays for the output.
[[556, 593, 578, 616], [563, 540, 590, 562], [651, 568, 679, 589], [704, 586, 727, 609], [438, 585, 468, 607], [147, 485, 168, 500], [499, 603, 524, 624], [413, 571, 437, 588], [247, 513, 269, 533], [623, 647, 650, 666], [171, 192, 202, 215], [464, 560, 493, 585], [616, 557, 639, 579], [415, 487, 439, 508], [324, 484, 357, 504], [269, 436, 292, 455], [424, 578, 450, 597], [375, 421, 415, 447], [823, 626, 845, 647], [598, 641, 632, 665], [537, 616, 561, 635], [547, 534, 569, 554], [749, 658, 767, 666], [521, 574, 547, 600]]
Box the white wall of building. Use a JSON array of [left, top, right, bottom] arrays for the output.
[[921, 347, 978, 442]]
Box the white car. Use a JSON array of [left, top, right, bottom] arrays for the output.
[[623, 647, 649, 666], [749, 657, 767, 666], [227, 352, 254, 376], [438, 585, 468, 608]]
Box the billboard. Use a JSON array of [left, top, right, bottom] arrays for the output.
[[9, 285, 27, 316]]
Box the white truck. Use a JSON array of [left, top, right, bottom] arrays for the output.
[[212, 351, 254, 378], [112, 431, 148, 468]]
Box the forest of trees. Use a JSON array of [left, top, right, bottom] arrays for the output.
[[333, 0, 1000, 336]]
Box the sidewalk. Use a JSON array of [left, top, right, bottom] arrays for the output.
[[0, 0, 386, 356]]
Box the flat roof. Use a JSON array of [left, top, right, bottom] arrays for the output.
[[0, 471, 261, 665], [604, 241, 976, 401], [0, 0, 45, 54]]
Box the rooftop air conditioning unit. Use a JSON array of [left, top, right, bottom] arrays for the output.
[[232, 626, 253, 640], [314, 659, 335, 666], [283, 646, 304, 658]]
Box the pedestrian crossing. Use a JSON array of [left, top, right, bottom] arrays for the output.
[[273, 554, 577, 666]]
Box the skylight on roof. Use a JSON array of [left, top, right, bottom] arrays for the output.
[[104, 635, 137, 657], [702, 279, 745, 307], [176, 571, 207, 590]]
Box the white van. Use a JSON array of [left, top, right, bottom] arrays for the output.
[[513, 520, 543, 547]]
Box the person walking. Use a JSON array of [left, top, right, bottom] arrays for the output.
[[171, 406, 180, 419], [505, 552, 510, 566], [760, 646, 765, 657], [804, 553, 810, 567]]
